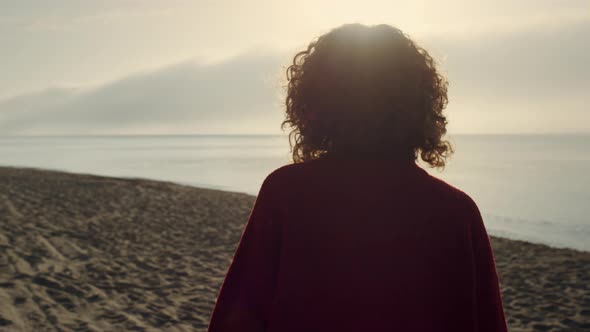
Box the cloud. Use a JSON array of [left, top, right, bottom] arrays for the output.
[[0, 51, 290, 135], [432, 17, 590, 101], [0, 16, 588, 135], [424, 17, 590, 133]]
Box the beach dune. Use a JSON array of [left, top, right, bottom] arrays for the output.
[[0, 167, 588, 331]]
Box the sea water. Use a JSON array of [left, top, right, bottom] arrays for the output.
[[1, 134, 588, 251]]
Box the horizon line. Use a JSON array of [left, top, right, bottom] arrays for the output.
[[0, 132, 589, 138]]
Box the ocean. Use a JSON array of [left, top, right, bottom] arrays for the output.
[[1, 134, 588, 251]]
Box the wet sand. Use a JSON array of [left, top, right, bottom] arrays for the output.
[[0, 167, 588, 331]]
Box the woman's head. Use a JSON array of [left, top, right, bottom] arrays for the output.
[[282, 23, 452, 168]]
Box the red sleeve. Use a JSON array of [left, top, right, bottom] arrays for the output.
[[208, 175, 281, 332], [464, 194, 508, 332]]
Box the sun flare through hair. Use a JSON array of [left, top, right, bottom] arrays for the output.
[[281, 23, 453, 168]]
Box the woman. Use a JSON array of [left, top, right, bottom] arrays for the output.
[[208, 23, 508, 332]]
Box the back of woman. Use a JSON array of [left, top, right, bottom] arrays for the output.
[[208, 23, 508, 332]]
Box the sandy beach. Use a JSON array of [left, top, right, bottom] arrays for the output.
[[0, 167, 588, 332]]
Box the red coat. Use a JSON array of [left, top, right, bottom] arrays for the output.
[[208, 157, 508, 332]]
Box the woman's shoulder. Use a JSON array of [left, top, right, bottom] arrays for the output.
[[263, 160, 479, 206], [261, 162, 309, 187], [420, 171, 479, 209], [260, 161, 480, 222], [262, 158, 336, 183], [258, 160, 329, 197]]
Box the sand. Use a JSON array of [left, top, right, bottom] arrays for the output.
[[0, 167, 588, 332]]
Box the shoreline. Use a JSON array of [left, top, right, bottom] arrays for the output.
[[0, 167, 588, 331], [5, 165, 587, 253]]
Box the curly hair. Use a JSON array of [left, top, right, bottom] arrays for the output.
[[281, 23, 453, 168]]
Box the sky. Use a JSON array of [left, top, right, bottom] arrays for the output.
[[0, 0, 589, 135]]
